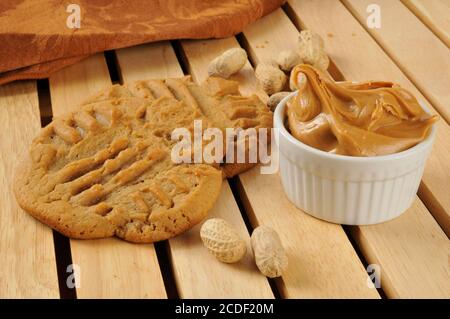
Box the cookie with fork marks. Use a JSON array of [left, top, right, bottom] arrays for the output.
[[14, 76, 271, 242], [14, 97, 221, 243]]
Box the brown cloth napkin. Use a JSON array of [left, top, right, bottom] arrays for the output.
[[0, 0, 284, 85]]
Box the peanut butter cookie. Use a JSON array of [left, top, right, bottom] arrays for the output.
[[14, 76, 271, 242]]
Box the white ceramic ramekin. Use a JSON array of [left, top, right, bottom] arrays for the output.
[[274, 92, 436, 225]]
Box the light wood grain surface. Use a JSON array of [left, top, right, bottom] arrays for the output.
[[181, 26, 379, 298], [287, 0, 450, 237], [343, 0, 450, 124], [49, 54, 112, 115], [402, 0, 450, 47], [351, 199, 450, 298], [286, 0, 450, 297], [116, 42, 274, 298], [116, 42, 183, 82], [48, 54, 167, 298], [0, 81, 59, 298]]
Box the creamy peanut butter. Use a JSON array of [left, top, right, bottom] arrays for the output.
[[286, 64, 438, 156]]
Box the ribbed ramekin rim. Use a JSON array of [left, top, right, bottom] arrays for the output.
[[274, 91, 436, 163]]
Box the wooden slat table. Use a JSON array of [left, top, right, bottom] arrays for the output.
[[0, 0, 449, 299]]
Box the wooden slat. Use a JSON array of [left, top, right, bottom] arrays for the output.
[[115, 42, 274, 298], [351, 200, 450, 298], [286, 0, 450, 297], [49, 54, 113, 111], [342, 0, 450, 123], [287, 0, 450, 237], [48, 54, 167, 298], [0, 81, 59, 298], [116, 42, 182, 82], [180, 38, 379, 297], [402, 0, 450, 48]]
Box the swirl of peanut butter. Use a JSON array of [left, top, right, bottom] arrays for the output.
[[286, 64, 438, 156]]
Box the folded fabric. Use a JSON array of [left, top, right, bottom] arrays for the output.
[[0, 0, 284, 85]]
